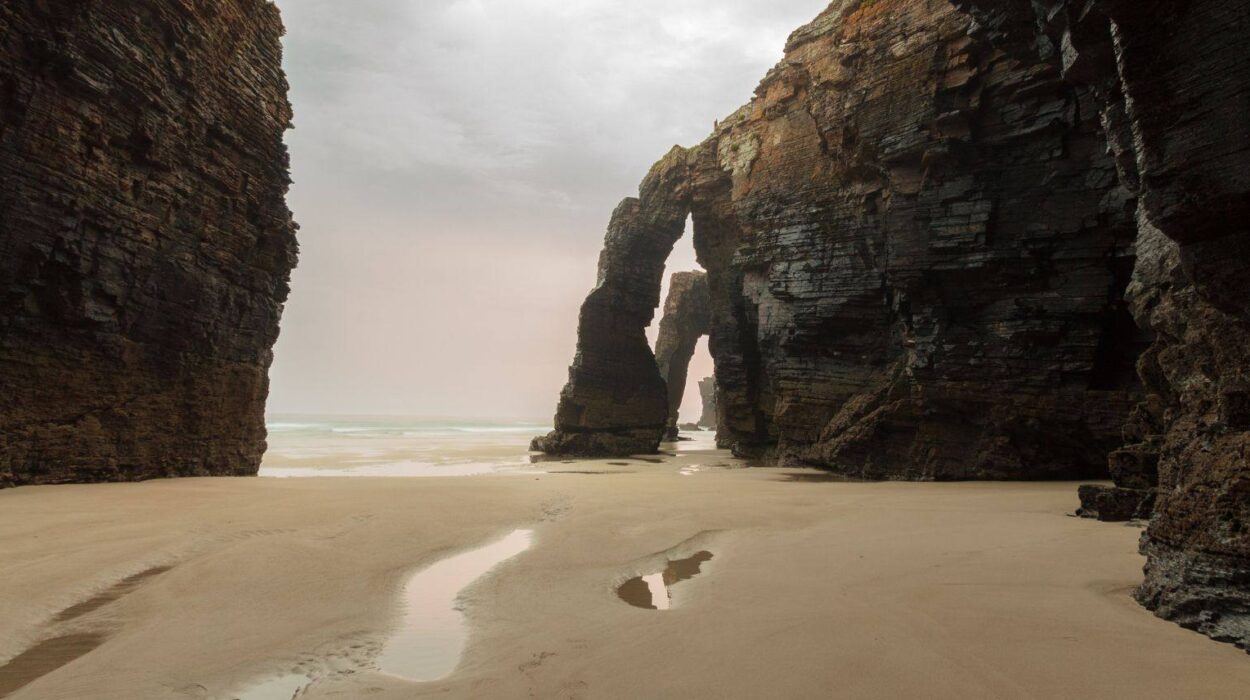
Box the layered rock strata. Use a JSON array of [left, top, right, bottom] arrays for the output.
[[654, 272, 711, 440], [541, 0, 1145, 482], [956, 0, 1250, 653], [0, 0, 298, 486], [531, 149, 692, 456]]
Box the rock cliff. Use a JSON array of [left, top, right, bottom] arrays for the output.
[[542, 0, 1145, 481], [0, 0, 297, 486], [654, 272, 711, 440], [956, 0, 1250, 654], [538, 0, 1248, 650]]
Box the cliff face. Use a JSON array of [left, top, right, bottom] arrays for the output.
[[538, 0, 1248, 649], [543, 0, 1144, 479], [0, 0, 297, 486], [692, 0, 1149, 480], [956, 0, 1250, 653], [654, 272, 711, 440]]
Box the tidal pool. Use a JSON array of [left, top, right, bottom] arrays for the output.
[[236, 529, 534, 698], [378, 528, 534, 681], [617, 551, 714, 610]]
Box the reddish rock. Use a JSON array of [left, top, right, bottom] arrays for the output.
[[0, 0, 297, 486]]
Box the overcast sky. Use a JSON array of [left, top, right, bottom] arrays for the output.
[[267, 0, 829, 421]]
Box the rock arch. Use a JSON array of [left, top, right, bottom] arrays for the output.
[[530, 147, 696, 456]]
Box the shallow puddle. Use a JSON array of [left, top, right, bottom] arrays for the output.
[[617, 551, 713, 610], [235, 529, 534, 697], [0, 633, 106, 698], [52, 566, 172, 623], [378, 529, 533, 681]]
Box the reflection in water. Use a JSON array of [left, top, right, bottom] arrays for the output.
[[617, 551, 714, 610], [236, 529, 534, 698], [379, 529, 534, 681], [0, 633, 106, 698]]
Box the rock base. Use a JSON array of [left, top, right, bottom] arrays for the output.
[[1137, 540, 1250, 653], [1076, 485, 1156, 522], [530, 430, 661, 458]]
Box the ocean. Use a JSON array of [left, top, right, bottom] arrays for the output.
[[260, 415, 553, 477]]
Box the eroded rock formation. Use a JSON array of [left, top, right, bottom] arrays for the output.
[[543, 0, 1147, 478], [698, 377, 718, 430], [539, 0, 1249, 650], [956, 0, 1250, 654], [0, 0, 297, 486], [654, 272, 711, 440], [531, 148, 692, 456]]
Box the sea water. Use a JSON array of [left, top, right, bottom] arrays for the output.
[[260, 415, 550, 478]]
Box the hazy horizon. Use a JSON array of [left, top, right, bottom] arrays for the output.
[[267, 0, 829, 421]]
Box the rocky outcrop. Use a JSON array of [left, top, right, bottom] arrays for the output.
[[0, 0, 297, 486], [654, 272, 711, 440], [956, 0, 1250, 654], [531, 148, 693, 456], [710, 0, 1144, 480], [541, 0, 1145, 475], [1076, 484, 1156, 522], [534, 0, 1248, 647], [698, 377, 718, 430]]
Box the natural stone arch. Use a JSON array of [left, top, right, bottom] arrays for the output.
[[531, 147, 695, 456], [654, 271, 710, 440]]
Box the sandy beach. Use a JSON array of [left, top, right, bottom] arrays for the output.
[[0, 435, 1246, 700]]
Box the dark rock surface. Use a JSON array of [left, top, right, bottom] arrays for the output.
[[0, 0, 297, 487], [698, 377, 718, 430], [674, 0, 1143, 480], [654, 272, 710, 440], [540, 0, 1248, 649], [956, 0, 1250, 654], [541, 0, 1144, 475], [531, 148, 693, 456], [1076, 485, 1156, 522]]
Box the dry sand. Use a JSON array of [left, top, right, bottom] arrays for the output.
[[1, 441, 1248, 699]]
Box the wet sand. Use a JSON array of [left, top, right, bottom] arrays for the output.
[[1, 441, 1248, 699]]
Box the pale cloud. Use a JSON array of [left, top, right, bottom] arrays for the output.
[[269, 0, 829, 419]]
